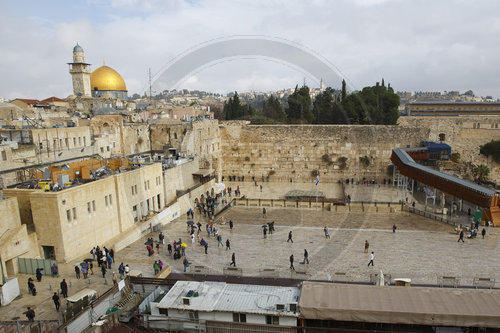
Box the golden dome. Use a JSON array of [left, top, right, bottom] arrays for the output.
[[90, 65, 127, 92]]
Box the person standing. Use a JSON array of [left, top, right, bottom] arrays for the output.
[[112, 272, 118, 285], [204, 242, 208, 254], [52, 292, 60, 311], [263, 207, 266, 217], [109, 248, 115, 263], [229, 220, 233, 230], [60, 279, 68, 298], [368, 251, 374, 267], [101, 263, 107, 278], [183, 258, 190, 272], [458, 230, 464, 242], [25, 307, 35, 322], [324, 226, 330, 239], [230, 252, 236, 267], [36, 268, 42, 282], [153, 261, 159, 275], [263, 226, 267, 239], [364, 240, 369, 253], [125, 264, 130, 276], [118, 263, 125, 279], [482, 228, 486, 239], [289, 254, 295, 270], [159, 232, 165, 244], [74, 265, 80, 279], [392, 224, 397, 233], [226, 239, 231, 250], [91, 247, 96, 261], [303, 249, 309, 264], [287, 231, 293, 243]]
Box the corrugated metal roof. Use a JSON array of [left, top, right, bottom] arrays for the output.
[[158, 281, 300, 316], [157, 281, 226, 311], [214, 284, 300, 316]]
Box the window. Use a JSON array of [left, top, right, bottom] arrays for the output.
[[113, 142, 116, 148], [107, 146, 110, 152], [73, 138, 76, 146], [1, 151, 6, 161], [83, 137, 87, 146], [233, 313, 246, 323], [65, 138, 68, 147], [72, 207, 77, 220], [159, 308, 168, 315], [87, 202, 91, 213], [266, 316, 279, 325], [53, 139, 57, 148], [108, 195, 112, 205], [100, 147, 104, 153], [105, 196, 109, 207], [66, 209, 71, 222], [92, 200, 96, 211], [131, 186, 135, 195], [132, 185, 138, 195], [78, 137, 82, 146], [39, 142, 43, 150], [174, 132, 177, 139]]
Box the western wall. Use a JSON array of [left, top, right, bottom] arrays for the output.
[[219, 121, 430, 183]]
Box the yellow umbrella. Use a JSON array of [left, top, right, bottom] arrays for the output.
[[181, 243, 187, 248]]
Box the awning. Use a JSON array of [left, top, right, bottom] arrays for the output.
[[192, 169, 214, 177], [299, 281, 500, 328]]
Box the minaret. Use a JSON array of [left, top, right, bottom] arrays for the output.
[[68, 43, 91, 97], [320, 78, 324, 91]]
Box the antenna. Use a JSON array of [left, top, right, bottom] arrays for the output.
[[149, 68, 153, 105]]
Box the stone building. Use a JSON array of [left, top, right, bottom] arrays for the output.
[[405, 101, 500, 116], [68, 44, 92, 97], [3, 162, 164, 262], [0, 197, 40, 278]]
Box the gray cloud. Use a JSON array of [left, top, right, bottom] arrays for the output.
[[1, 0, 500, 99]]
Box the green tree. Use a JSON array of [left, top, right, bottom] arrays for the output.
[[313, 87, 336, 124], [262, 95, 285, 122], [480, 140, 500, 162], [474, 164, 490, 183], [286, 85, 313, 123], [341, 79, 347, 100]]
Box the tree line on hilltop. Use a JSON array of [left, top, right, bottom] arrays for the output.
[[220, 79, 400, 125]]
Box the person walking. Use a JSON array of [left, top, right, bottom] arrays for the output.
[[458, 230, 465, 242], [226, 239, 231, 250], [303, 249, 309, 264], [482, 228, 486, 239], [229, 220, 233, 230], [153, 261, 160, 275], [101, 263, 107, 278], [324, 226, 330, 239], [28, 278, 35, 295], [287, 231, 293, 243], [218, 235, 223, 247], [204, 242, 208, 254], [230, 252, 236, 267], [364, 240, 369, 253], [183, 258, 191, 272], [74, 265, 80, 279], [368, 251, 374, 267], [263, 226, 267, 239], [392, 224, 397, 233], [289, 254, 295, 270], [25, 307, 35, 322], [112, 272, 118, 285], [60, 279, 68, 298], [52, 292, 60, 311]]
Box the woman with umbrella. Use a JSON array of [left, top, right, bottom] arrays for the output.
[[181, 242, 187, 256]]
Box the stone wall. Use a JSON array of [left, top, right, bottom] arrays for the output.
[[219, 122, 430, 183], [399, 116, 500, 182]]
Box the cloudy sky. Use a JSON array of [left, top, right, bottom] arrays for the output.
[[2, 0, 500, 99]]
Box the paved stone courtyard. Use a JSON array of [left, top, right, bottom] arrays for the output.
[[1, 182, 498, 322]]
